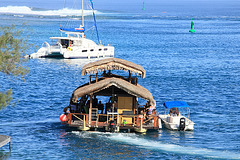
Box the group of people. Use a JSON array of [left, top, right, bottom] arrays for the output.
[[169, 107, 180, 116], [64, 97, 158, 123], [80, 96, 104, 114], [92, 96, 119, 114], [64, 95, 118, 115], [92, 96, 105, 114], [138, 101, 157, 121]]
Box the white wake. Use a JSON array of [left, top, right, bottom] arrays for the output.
[[0, 6, 100, 16], [72, 131, 240, 160]]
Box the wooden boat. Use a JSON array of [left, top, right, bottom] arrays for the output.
[[60, 58, 162, 133]]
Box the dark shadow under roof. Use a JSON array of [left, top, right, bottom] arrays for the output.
[[71, 77, 155, 106]]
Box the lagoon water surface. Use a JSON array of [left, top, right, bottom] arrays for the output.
[[0, 0, 240, 159]]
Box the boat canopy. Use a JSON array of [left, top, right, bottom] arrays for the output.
[[163, 101, 190, 109], [71, 77, 155, 106], [59, 27, 85, 33], [81, 58, 146, 78]]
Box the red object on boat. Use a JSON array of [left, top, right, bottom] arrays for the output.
[[59, 114, 67, 122]]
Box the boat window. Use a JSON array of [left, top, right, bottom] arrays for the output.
[[104, 48, 108, 51], [82, 50, 87, 52], [90, 49, 94, 52], [61, 39, 68, 48], [99, 49, 102, 51]]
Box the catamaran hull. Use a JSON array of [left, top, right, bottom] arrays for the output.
[[28, 52, 63, 59], [27, 44, 64, 59], [28, 46, 114, 59], [63, 46, 114, 59]]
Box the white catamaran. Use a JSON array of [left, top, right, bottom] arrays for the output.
[[28, 0, 114, 59]]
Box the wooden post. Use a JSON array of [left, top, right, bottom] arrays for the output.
[[86, 114, 89, 124], [96, 72, 98, 82], [69, 113, 72, 125], [154, 116, 158, 128], [89, 94, 93, 125], [134, 97, 137, 114], [136, 115, 140, 127], [89, 75, 91, 84], [128, 71, 131, 82]]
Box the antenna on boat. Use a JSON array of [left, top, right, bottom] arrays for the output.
[[82, 0, 84, 27]]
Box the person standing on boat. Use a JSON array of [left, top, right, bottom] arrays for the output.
[[84, 100, 90, 114], [69, 102, 77, 113], [145, 101, 154, 114], [63, 106, 70, 114], [109, 96, 118, 112], [93, 95, 98, 108], [98, 101, 104, 114]]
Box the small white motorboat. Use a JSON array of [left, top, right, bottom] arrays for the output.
[[159, 101, 194, 131]]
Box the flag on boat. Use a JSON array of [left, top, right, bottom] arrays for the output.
[[75, 27, 84, 31]]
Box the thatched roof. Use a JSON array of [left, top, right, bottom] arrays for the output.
[[72, 77, 155, 106], [81, 58, 146, 78]]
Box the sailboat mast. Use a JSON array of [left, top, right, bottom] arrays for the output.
[[90, 0, 100, 44], [82, 0, 84, 27]]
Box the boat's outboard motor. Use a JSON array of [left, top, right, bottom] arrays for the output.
[[179, 118, 186, 131], [109, 120, 116, 132]]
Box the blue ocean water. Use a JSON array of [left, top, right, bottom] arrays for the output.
[[0, 0, 240, 159]]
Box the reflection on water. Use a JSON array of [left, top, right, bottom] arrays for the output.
[[1, 1, 240, 158], [39, 58, 108, 68]]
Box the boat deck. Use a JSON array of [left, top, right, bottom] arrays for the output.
[[69, 119, 159, 131]]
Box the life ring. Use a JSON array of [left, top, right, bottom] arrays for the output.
[[67, 47, 71, 51], [59, 114, 67, 122]]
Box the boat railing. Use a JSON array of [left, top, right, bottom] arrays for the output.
[[68, 113, 89, 125], [109, 114, 159, 128], [89, 74, 139, 85], [56, 42, 63, 54], [42, 41, 51, 53], [68, 113, 159, 129], [107, 112, 119, 125], [136, 115, 159, 128]]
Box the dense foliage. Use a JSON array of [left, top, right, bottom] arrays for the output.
[[0, 24, 30, 110]]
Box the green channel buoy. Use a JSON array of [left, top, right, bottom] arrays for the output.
[[142, 1, 145, 10], [189, 19, 195, 33]]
